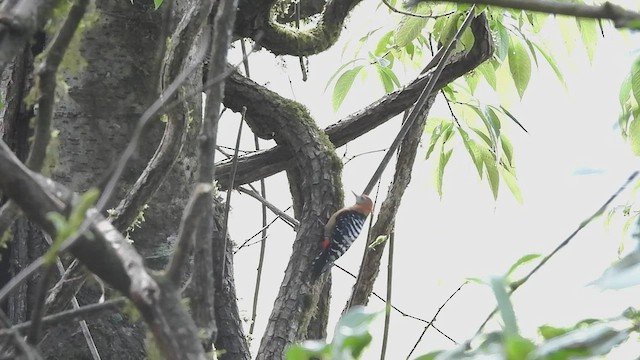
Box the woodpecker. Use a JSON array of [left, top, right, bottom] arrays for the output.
[[311, 192, 374, 279]]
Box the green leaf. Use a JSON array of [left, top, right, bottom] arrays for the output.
[[505, 336, 535, 360], [324, 59, 364, 93], [154, 0, 163, 9], [486, 107, 502, 144], [539, 325, 572, 340], [619, 73, 632, 107], [630, 60, 640, 104], [523, 38, 539, 68], [465, 70, 480, 94], [332, 65, 365, 111], [530, 40, 566, 88], [459, 26, 475, 51], [374, 31, 394, 56], [394, 3, 430, 47], [465, 277, 485, 284], [558, 16, 578, 54], [629, 118, 640, 155], [375, 64, 395, 93], [462, 103, 496, 145], [500, 166, 523, 203], [368, 235, 388, 249], [458, 128, 483, 177], [490, 276, 518, 336], [436, 147, 454, 198], [332, 306, 378, 358], [404, 41, 415, 59], [534, 323, 630, 358], [480, 147, 499, 199], [45, 188, 100, 265], [577, 18, 598, 63], [499, 105, 528, 134], [470, 127, 492, 147], [286, 341, 329, 360], [508, 37, 532, 99], [494, 21, 510, 62], [425, 121, 452, 160], [439, 12, 463, 48], [500, 134, 514, 167], [478, 62, 497, 89], [592, 249, 640, 289], [505, 254, 541, 278]]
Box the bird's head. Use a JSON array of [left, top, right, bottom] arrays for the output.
[[352, 191, 374, 214]]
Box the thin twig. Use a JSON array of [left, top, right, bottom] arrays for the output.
[[381, 0, 455, 19], [0, 308, 42, 360], [221, 107, 246, 283], [380, 229, 394, 360], [26, 264, 54, 344], [166, 183, 214, 285], [43, 233, 100, 360], [295, 2, 308, 81], [474, 170, 639, 336], [234, 213, 285, 254], [236, 187, 299, 229], [28, 0, 88, 169], [343, 148, 388, 165], [362, 5, 477, 195], [406, 282, 467, 359], [334, 264, 457, 344], [0, 298, 126, 336], [240, 39, 270, 337]]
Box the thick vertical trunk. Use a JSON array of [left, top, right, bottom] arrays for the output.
[[1, 1, 202, 358]]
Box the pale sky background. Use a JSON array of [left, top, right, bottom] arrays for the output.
[[219, 1, 640, 358]]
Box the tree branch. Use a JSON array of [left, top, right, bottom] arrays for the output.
[[246, 0, 366, 55], [0, 0, 58, 74], [0, 141, 207, 359], [110, 0, 212, 232], [424, 0, 640, 28], [0, 298, 127, 337], [218, 13, 494, 189]]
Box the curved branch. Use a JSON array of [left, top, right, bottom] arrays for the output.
[[218, 13, 494, 190], [110, 0, 212, 232], [244, 0, 365, 55], [229, 54, 343, 360], [274, 0, 327, 24]]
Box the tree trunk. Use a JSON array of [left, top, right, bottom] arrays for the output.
[[1, 1, 202, 358]]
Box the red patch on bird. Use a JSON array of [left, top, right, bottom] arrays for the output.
[[321, 238, 330, 249]]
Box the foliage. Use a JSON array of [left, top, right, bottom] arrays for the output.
[[324, 2, 617, 201], [286, 306, 379, 360], [288, 255, 640, 360], [45, 188, 100, 265], [618, 57, 640, 156]]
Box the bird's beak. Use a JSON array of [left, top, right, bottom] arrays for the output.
[[351, 190, 359, 199]]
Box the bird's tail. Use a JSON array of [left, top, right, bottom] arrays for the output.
[[310, 249, 330, 280]]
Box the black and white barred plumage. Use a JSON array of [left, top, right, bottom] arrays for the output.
[[310, 193, 373, 279]]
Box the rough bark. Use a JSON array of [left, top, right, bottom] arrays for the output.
[[223, 71, 343, 359], [235, 0, 365, 55], [0, 0, 205, 358], [211, 199, 251, 360]]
